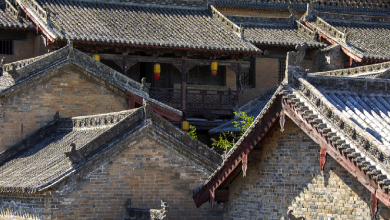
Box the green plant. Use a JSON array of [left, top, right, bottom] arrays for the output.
[[188, 125, 198, 139], [211, 111, 254, 153]]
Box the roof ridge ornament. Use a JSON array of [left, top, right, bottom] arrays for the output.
[[287, 209, 305, 220], [64, 143, 84, 164], [67, 39, 74, 59], [143, 99, 151, 119], [288, 6, 298, 23]]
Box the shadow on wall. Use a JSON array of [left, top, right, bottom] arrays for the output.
[[223, 118, 390, 220]]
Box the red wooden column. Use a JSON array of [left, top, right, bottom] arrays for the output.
[[172, 59, 197, 113]]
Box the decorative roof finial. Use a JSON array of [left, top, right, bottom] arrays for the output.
[[143, 98, 151, 119], [64, 143, 84, 164], [67, 39, 74, 59]]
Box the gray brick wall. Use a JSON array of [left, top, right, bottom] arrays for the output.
[[223, 118, 390, 220]]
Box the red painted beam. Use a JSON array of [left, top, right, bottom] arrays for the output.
[[304, 21, 363, 63], [283, 100, 390, 208], [193, 95, 282, 208], [19, 4, 55, 43], [125, 90, 182, 121]]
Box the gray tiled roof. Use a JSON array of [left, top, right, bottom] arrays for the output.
[[195, 69, 390, 204], [306, 12, 390, 61], [0, 108, 222, 194], [226, 16, 325, 48], [0, 5, 33, 29], [17, 0, 259, 53], [215, 0, 390, 16], [0, 109, 141, 193], [322, 92, 390, 147]]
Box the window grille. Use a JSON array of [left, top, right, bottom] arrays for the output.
[[278, 61, 286, 83], [0, 40, 13, 55]]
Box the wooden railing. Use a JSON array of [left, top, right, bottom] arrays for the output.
[[149, 87, 237, 111]]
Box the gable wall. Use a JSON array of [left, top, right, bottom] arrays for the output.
[[0, 67, 128, 152], [46, 136, 223, 220], [223, 118, 390, 220]]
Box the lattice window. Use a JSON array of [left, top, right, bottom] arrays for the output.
[[278, 60, 286, 83], [0, 40, 13, 55]]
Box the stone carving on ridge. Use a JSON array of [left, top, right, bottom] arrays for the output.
[[64, 143, 84, 164], [287, 209, 305, 220], [286, 43, 307, 67]]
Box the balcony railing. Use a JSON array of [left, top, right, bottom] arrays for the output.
[[149, 87, 237, 112]]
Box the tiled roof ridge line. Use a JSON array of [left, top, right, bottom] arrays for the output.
[[310, 61, 390, 77], [5, 0, 21, 20], [220, 84, 284, 164], [16, 0, 61, 40], [2, 48, 62, 74], [313, 16, 346, 40], [291, 73, 390, 170], [305, 17, 365, 59], [296, 20, 317, 40], [215, 0, 390, 12], [150, 112, 222, 167], [192, 84, 284, 202], [225, 15, 294, 26], [210, 5, 244, 39], [315, 11, 390, 24], [306, 74, 390, 93], [71, 49, 145, 93], [1, 46, 147, 98], [56, 109, 140, 130], [66, 0, 210, 10]]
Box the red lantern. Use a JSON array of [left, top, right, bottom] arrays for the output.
[[154, 63, 161, 79], [211, 61, 218, 76]]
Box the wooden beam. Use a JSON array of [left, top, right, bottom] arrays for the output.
[[215, 189, 229, 203], [248, 149, 263, 162], [96, 54, 251, 66], [283, 100, 390, 208], [125, 91, 182, 121]]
